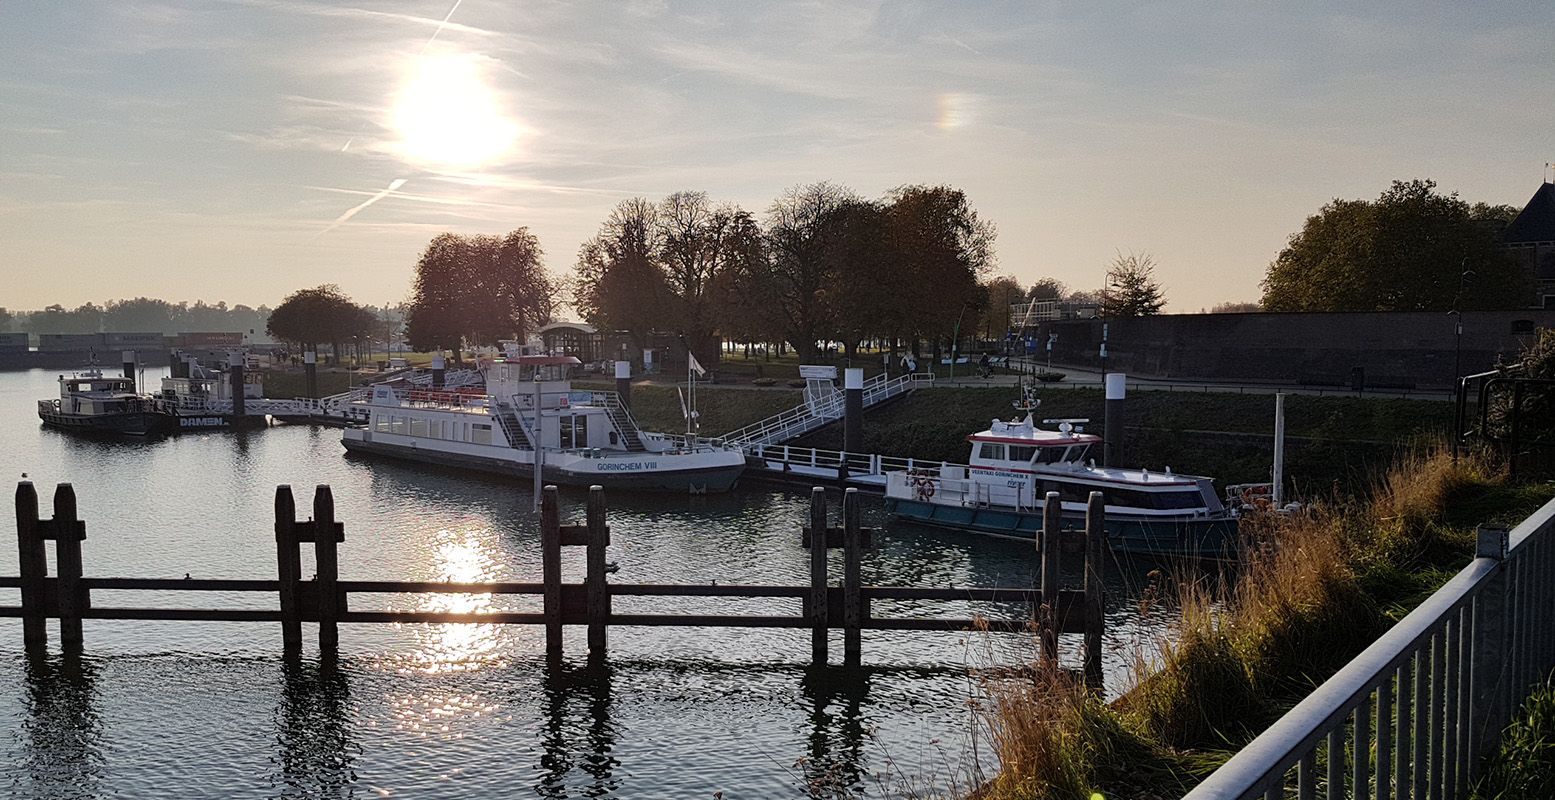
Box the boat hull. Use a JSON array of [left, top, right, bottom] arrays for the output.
[[341, 437, 745, 493], [883, 497, 1240, 558], [38, 408, 174, 436]]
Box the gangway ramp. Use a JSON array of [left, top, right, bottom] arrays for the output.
[[717, 371, 933, 449]]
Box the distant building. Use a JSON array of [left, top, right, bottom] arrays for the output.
[[1503, 181, 1555, 309]]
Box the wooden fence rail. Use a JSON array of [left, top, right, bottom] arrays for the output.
[[6, 480, 1106, 684]]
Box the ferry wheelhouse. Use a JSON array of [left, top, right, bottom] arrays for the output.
[[38, 369, 172, 435], [341, 355, 746, 493], [883, 413, 1240, 557]]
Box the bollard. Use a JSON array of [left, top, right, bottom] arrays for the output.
[[614, 360, 632, 408], [585, 486, 609, 657], [843, 368, 864, 454], [807, 487, 828, 665], [52, 484, 85, 650], [274, 485, 302, 652], [312, 485, 340, 652], [541, 486, 562, 659], [1103, 373, 1126, 467], [304, 351, 318, 399], [842, 487, 863, 665], [1084, 491, 1105, 690], [15, 482, 47, 650], [1039, 491, 1061, 662], [230, 356, 246, 418]]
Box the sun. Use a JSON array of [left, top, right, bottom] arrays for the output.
[[392, 52, 518, 170]]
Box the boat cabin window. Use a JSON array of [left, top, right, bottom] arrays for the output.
[[979, 443, 1006, 461], [559, 414, 589, 449], [1008, 445, 1037, 463], [1047, 480, 1204, 510], [472, 423, 492, 445]]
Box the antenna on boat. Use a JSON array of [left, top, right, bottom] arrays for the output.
[[1012, 376, 1041, 422]]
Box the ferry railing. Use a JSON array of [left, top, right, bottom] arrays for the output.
[[750, 444, 954, 479], [884, 470, 1035, 510], [1182, 497, 1555, 800]]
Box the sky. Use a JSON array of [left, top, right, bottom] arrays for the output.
[[2, 1, 1553, 314]]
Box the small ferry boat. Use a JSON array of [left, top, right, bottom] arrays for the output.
[[341, 354, 746, 493], [882, 396, 1244, 557], [38, 369, 173, 435]]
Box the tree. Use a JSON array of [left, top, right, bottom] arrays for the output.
[[405, 230, 556, 352], [266, 285, 369, 356], [763, 182, 858, 361], [884, 185, 996, 358], [1026, 278, 1067, 301], [1262, 179, 1529, 312], [0, 307, 10, 333], [1100, 252, 1165, 317], [826, 198, 896, 359], [979, 275, 1026, 339], [1210, 301, 1261, 313], [573, 198, 669, 351]]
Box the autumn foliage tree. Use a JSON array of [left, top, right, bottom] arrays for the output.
[[1262, 179, 1527, 312], [266, 284, 375, 356], [405, 229, 557, 353]]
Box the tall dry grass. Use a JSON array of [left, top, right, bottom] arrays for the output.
[[976, 446, 1504, 799]]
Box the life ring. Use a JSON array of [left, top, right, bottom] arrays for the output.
[[912, 476, 936, 501]]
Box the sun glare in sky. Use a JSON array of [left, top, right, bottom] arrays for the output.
[[392, 52, 519, 170]]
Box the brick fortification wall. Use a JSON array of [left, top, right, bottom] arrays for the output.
[[1031, 310, 1555, 390]]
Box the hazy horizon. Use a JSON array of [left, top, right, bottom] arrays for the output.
[[4, 1, 1553, 313]]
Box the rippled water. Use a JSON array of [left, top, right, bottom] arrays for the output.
[[0, 368, 1172, 798]]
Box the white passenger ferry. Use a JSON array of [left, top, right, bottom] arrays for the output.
[[341, 355, 746, 493]]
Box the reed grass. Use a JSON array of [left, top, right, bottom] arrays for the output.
[[975, 446, 1552, 800]]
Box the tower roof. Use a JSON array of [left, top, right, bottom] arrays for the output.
[[1504, 182, 1555, 244]]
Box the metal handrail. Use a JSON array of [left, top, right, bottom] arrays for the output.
[[1183, 497, 1555, 800]]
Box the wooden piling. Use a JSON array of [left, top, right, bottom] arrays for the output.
[[585, 485, 608, 656], [807, 487, 828, 664], [541, 485, 562, 659], [842, 487, 863, 665], [1084, 491, 1106, 690], [15, 481, 46, 650], [274, 485, 302, 651], [52, 484, 85, 650], [1039, 491, 1061, 662], [313, 485, 340, 652]]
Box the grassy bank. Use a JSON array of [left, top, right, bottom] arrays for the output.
[[258, 369, 361, 398], [978, 450, 1555, 799], [607, 385, 802, 437], [792, 387, 1454, 485]]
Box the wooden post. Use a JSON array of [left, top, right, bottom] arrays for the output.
[[1039, 491, 1061, 662], [807, 486, 828, 665], [274, 485, 302, 652], [313, 485, 340, 652], [1084, 491, 1106, 690], [15, 481, 46, 650], [541, 485, 562, 659], [585, 485, 608, 657], [52, 484, 85, 650], [842, 487, 863, 665]]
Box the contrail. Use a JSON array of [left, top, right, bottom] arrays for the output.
[[311, 178, 407, 240], [419, 0, 463, 55]]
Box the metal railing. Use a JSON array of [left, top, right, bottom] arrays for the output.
[[1184, 496, 1555, 800], [719, 372, 934, 448]]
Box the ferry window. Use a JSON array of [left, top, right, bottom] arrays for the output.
[[980, 443, 1006, 460], [560, 415, 576, 449], [1034, 447, 1064, 464], [1105, 489, 1203, 510], [575, 414, 589, 448], [374, 416, 389, 433], [390, 416, 408, 434], [472, 423, 492, 445], [410, 418, 429, 437], [1008, 445, 1036, 462], [1045, 481, 1094, 503]]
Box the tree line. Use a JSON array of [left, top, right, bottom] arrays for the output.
[[2, 299, 273, 336]]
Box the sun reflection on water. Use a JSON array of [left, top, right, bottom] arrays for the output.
[[398, 528, 506, 674]]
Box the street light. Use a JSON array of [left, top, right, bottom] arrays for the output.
[[1450, 268, 1475, 387]]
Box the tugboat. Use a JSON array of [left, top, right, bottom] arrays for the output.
[[882, 385, 1249, 557], [38, 369, 173, 435], [341, 354, 747, 493]]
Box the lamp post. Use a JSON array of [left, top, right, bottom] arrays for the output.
[[1450, 268, 1475, 387]]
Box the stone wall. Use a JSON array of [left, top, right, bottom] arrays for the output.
[[1025, 310, 1554, 389]]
